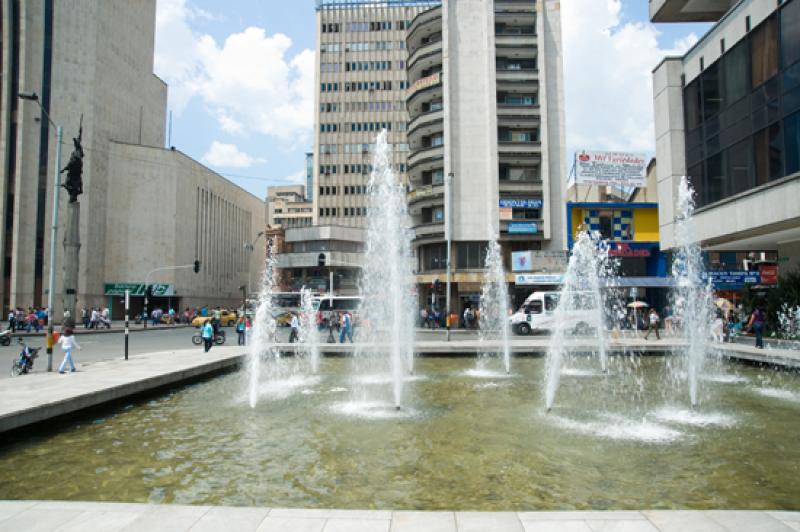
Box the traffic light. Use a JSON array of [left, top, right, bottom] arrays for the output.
[[193, 260, 200, 273], [318, 253, 326, 268]]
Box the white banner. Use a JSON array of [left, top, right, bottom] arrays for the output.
[[575, 150, 647, 187]]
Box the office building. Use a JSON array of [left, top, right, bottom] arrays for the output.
[[406, 0, 566, 311], [266, 185, 314, 229], [653, 0, 800, 274]]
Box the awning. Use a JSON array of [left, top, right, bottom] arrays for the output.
[[606, 277, 676, 288]]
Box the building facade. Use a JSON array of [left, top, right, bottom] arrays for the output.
[[653, 0, 800, 275], [406, 0, 566, 312], [266, 185, 314, 229], [1, 1, 266, 316], [313, 0, 436, 228]]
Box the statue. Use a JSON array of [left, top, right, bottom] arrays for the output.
[[61, 117, 83, 203]]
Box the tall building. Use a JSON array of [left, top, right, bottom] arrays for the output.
[[653, 0, 800, 273], [405, 0, 566, 310], [313, 0, 436, 227], [266, 185, 314, 229], [1, 1, 265, 316]]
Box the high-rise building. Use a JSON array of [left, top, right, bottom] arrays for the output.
[[406, 0, 566, 310], [653, 0, 800, 273], [313, 0, 437, 227], [266, 185, 314, 229]]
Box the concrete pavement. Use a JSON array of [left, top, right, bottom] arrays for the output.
[[0, 502, 797, 532]]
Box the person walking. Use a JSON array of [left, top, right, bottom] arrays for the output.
[[80, 307, 89, 328], [7, 310, 15, 332], [26, 308, 41, 333], [89, 307, 98, 329], [201, 319, 214, 353], [57, 328, 81, 373], [746, 306, 766, 349], [288, 312, 300, 343], [236, 316, 246, 345], [340, 310, 354, 343], [100, 307, 111, 329], [644, 308, 660, 340]]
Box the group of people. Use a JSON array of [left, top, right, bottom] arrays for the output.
[[313, 310, 355, 343], [79, 307, 111, 329], [7, 307, 47, 332], [641, 305, 768, 348]]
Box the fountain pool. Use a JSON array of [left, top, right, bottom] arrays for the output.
[[0, 356, 798, 510]]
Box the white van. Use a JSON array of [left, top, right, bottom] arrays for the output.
[[509, 291, 597, 335]]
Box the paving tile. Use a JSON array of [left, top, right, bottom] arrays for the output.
[[328, 510, 392, 520], [54, 510, 143, 532], [521, 520, 592, 532], [784, 523, 800, 532], [0, 501, 37, 523], [518, 512, 645, 521], [119, 504, 211, 532], [456, 512, 524, 532], [770, 513, 800, 523], [35, 501, 148, 513], [269, 508, 333, 519], [390, 511, 456, 532], [255, 516, 327, 532], [323, 517, 390, 532], [586, 520, 659, 532], [642, 510, 726, 532], [0, 508, 84, 532], [189, 506, 269, 532], [705, 511, 795, 532]]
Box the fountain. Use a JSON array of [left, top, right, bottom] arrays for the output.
[[670, 176, 714, 407], [247, 242, 279, 409], [300, 287, 320, 373], [477, 235, 512, 374], [544, 230, 615, 411], [350, 129, 415, 411]]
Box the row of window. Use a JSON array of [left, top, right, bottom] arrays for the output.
[[319, 143, 410, 154], [318, 185, 372, 196], [321, 20, 410, 34], [418, 242, 489, 272], [320, 101, 406, 113], [320, 41, 406, 53], [319, 207, 369, 217], [321, 122, 406, 133], [319, 164, 338, 175], [346, 61, 403, 72], [319, 186, 338, 196], [318, 164, 407, 175], [320, 81, 409, 92]]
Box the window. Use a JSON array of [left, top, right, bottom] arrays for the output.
[[544, 294, 559, 312], [727, 138, 752, 196], [705, 151, 726, 204], [433, 206, 444, 223], [684, 79, 702, 131], [785, 110, 800, 175], [751, 16, 778, 88], [597, 211, 613, 239], [754, 122, 783, 184], [782, 0, 800, 68], [524, 301, 542, 315], [723, 42, 749, 106], [701, 61, 722, 120], [420, 243, 447, 271], [456, 242, 487, 269], [500, 165, 539, 181]]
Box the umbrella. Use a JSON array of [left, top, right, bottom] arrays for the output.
[[627, 301, 649, 309], [715, 298, 732, 310]]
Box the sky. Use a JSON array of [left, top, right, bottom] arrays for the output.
[[153, 0, 710, 200]]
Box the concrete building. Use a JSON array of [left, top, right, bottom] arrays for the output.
[[1, 1, 265, 316], [653, 0, 800, 275], [266, 185, 314, 229], [405, 0, 566, 312], [313, 0, 436, 228]]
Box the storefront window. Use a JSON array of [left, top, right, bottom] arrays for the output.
[[456, 242, 487, 269]]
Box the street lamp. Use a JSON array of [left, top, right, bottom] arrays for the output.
[[19, 91, 63, 371]]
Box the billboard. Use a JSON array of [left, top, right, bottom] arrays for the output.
[[499, 199, 543, 209], [575, 150, 647, 187], [511, 251, 533, 272], [507, 222, 538, 234]]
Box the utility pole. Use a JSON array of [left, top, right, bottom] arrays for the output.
[[445, 172, 453, 341]]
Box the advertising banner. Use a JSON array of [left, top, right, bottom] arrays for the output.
[[508, 222, 538, 234], [758, 264, 779, 285], [515, 274, 564, 286], [104, 283, 175, 297], [499, 199, 543, 209], [703, 271, 760, 287], [511, 251, 534, 272], [575, 150, 647, 187]]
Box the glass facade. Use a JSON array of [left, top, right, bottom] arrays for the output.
[[684, 0, 800, 208]]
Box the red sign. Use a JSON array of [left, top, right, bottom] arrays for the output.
[[608, 243, 651, 257], [758, 264, 778, 285]]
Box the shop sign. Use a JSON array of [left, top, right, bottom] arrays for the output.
[[499, 207, 513, 221], [104, 283, 175, 296], [515, 274, 564, 285], [508, 222, 538, 234], [408, 71, 441, 97], [704, 271, 760, 287], [758, 264, 779, 285], [575, 149, 647, 187], [608, 243, 651, 257], [499, 199, 543, 209], [512, 251, 534, 272]]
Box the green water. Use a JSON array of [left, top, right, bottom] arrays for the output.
[[0, 356, 798, 510]]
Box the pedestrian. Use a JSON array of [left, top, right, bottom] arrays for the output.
[[201, 319, 214, 352], [711, 311, 725, 343], [57, 327, 81, 373], [7, 309, 15, 332], [644, 308, 660, 340], [289, 312, 300, 343], [89, 307, 98, 329], [26, 308, 41, 333], [746, 306, 766, 349], [100, 307, 111, 329], [340, 310, 354, 343], [420, 307, 428, 328], [236, 316, 246, 345], [80, 307, 89, 328]]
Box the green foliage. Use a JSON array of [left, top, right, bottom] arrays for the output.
[[765, 268, 800, 333]]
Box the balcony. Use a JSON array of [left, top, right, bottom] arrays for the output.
[[408, 145, 444, 169], [407, 71, 443, 105], [412, 222, 445, 241], [407, 183, 444, 207], [495, 67, 538, 83], [498, 141, 542, 158], [499, 179, 543, 194], [497, 105, 541, 123], [408, 108, 444, 133], [408, 5, 443, 49], [408, 38, 443, 73], [495, 35, 537, 50], [494, 0, 535, 15], [649, 0, 735, 23]]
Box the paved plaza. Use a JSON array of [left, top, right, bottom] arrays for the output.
[[0, 502, 797, 531]]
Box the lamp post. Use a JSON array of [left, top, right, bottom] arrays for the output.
[[445, 172, 453, 341], [18, 91, 63, 371]]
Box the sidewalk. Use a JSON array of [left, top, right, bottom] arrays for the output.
[[6, 321, 191, 338], [0, 502, 797, 532]]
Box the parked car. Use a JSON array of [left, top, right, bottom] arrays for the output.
[[192, 310, 238, 328]]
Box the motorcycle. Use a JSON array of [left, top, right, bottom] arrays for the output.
[[0, 329, 11, 346], [191, 330, 225, 346], [11, 338, 40, 376]]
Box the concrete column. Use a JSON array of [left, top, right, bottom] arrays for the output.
[[62, 201, 81, 320]]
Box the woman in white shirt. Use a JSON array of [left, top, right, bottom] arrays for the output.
[[57, 328, 81, 373]]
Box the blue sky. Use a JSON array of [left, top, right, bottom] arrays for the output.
[[154, 0, 709, 200]]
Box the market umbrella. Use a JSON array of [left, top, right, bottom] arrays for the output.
[[715, 298, 733, 310], [627, 301, 649, 309]]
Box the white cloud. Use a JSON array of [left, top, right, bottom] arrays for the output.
[[563, 0, 698, 156], [154, 0, 314, 144], [201, 141, 265, 169], [283, 169, 306, 185]]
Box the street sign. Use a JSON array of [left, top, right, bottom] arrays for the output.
[[104, 283, 175, 296], [703, 271, 760, 287], [508, 222, 538, 234], [515, 274, 564, 285]]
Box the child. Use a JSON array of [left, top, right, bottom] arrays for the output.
[[58, 328, 81, 373]]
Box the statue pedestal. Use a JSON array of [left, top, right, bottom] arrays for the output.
[[62, 201, 81, 322]]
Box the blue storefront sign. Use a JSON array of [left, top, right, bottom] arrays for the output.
[[703, 271, 761, 287], [508, 222, 538, 234], [499, 199, 543, 208]]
